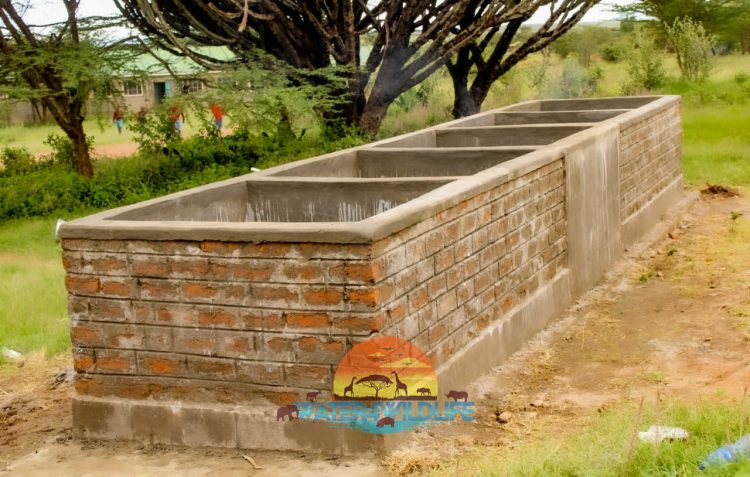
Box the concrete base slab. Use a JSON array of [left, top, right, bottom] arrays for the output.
[[73, 396, 410, 455]]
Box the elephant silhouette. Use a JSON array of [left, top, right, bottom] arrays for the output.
[[276, 404, 299, 421]]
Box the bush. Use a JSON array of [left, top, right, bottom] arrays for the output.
[[665, 17, 715, 82], [543, 60, 602, 99], [0, 147, 36, 176], [734, 71, 750, 85], [623, 27, 667, 94], [0, 130, 267, 221], [601, 43, 627, 63], [43, 133, 94, 169]]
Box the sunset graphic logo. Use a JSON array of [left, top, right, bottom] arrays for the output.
[[282, 336, 475, 434], [333, 336, 437, 402]]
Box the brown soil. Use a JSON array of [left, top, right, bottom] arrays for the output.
[[92, 143, 138, 158], [3, 193, 750, 476]]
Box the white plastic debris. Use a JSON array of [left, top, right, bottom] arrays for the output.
[[250, 167, 262, 172], [638, 426, 690, 444], [2, 347, 23, 361]]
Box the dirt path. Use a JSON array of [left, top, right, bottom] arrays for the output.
[[2, 192, 749, 476], [92, 143, 138, 158]]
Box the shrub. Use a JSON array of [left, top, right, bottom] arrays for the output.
[[623, 27, 667, 94], [543, 60, 602, 99], [601, 44, 627, 63], [665, 17, 715, 82], [43, 133, 94, 169], [526, 57, 550, 94], [0, 147, 36, 176], [0, 130, 267, 221]]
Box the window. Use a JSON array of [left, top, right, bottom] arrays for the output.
[[123, 80, 143, 96], [181, 79, 204, 94]]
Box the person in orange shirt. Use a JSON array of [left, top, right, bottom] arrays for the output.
[[211, 102, 223, 135]]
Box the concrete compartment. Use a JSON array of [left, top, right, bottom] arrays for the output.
[[110, 179, 452, 223], [268, 148, 537, 178], [533, 96, 659, 111], [491, 110, 628, 125], [435, 125, 592, 147]]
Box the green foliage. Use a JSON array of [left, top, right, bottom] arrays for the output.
[[614, 0, 750, 52], [623, 28, 667, 94], [602, 44, 627, 63], [526, 57, 551, 92], [543, 60, 602, 99], [0, 147, 35, 176], [395, 76, 436, 113], [42, 134, 94, 169], [665, 17, 715, 82], [735, 72, 750, 86], [550, 26, 619, 66], [0, 130, 260, 221]]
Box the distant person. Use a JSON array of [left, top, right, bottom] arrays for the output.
[[211, 102, 223, 134], [168, 105, 185, 136], [113, 108, 124, 134]]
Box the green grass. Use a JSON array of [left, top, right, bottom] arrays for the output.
[[681, 104, 750, 187], [0, 115, 203, 155], [435, 398, 750, 477], [0, 217, 69, 360]]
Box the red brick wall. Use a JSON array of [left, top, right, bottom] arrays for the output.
[[619, 102, 682, 220], [62, 161, 566, 406], [65, 95, 680, 406], [372, 160, 567, 366]]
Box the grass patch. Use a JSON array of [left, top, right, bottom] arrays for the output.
[[431, 398, 750, 477], [0, 116, 203, 155], [681, 104, 750, 188], [0, 217, 69, 360]]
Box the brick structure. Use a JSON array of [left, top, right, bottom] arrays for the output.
[[60, 95, 683, 453], [620, 101, 682, 220]]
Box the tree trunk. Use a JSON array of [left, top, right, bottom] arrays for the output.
[[358, 94, 392, 135], [452, 82, 481, 118], [68, 121, 93, 178]]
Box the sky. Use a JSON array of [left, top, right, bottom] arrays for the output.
[[22, 0, 628, 26]]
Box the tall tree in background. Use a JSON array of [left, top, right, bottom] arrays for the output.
[[0, 0, 134, 176], [115, 0, 599, 133], [615, 0, 750, 52]]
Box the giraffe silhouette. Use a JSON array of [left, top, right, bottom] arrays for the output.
[[391, 371, 408, 397], [343, 376, 357, 397]]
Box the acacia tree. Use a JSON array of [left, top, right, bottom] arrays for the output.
[[115, 0, 599, 134], [0, 1, 137, 176], [447, 0, 597, 117]]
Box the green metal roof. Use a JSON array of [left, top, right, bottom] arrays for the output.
[[127, 46, 235, 77]]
